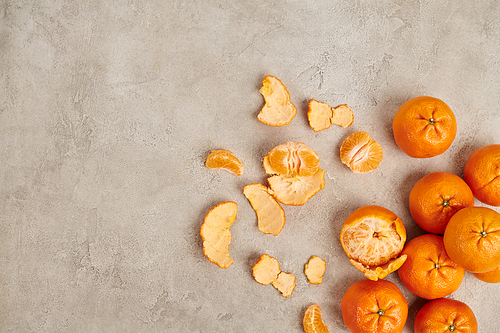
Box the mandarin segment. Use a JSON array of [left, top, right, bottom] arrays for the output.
[[304, 256, 326, 285], [205, 149, 244, 176], [265, 141, 320, 177], [258, 75, 297, 127], [200, 201, 238, 268], [303, 304, 330, 333], [307, 99, 354, 132], [340, 131, 383, 174], [252, 254, 295, 297], [267, 168, 325, 206], [340, 205, 407, 280], [243, 183, 285, 236]]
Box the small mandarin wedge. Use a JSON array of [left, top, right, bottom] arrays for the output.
[[303, 304, 330, 333], [205, 149, 244, 176]]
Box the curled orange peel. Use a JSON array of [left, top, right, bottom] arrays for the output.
[[307, 99, 354, 132], [258, 75, 297, 127], [304, 256, 326, 285], [263, 142, 325, 206], [243, 183, 285, 236], [252, 254, 295, 297], [200, 201, 237, 268]]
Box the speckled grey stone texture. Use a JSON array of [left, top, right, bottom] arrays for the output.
[[1, 1, 500, 332]]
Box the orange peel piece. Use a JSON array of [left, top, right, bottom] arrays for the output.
[[258, 75, 297, 127], [264, 141, 320, 177], [307, 99, 354, 132], [340, 131, 383, 174], [303, 304, 330, 333], [340, 205, 407, 281], [304, 256, 326, 285], [252, 254, 295, 297], [200, 201, 237, 268], [267, 168, 325, 206], [205, 149, 243, 176], [243, 183, 285, 236]]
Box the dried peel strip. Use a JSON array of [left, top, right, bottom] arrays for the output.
[[252, 254, 296, 297], [340, 131, 383, 174], [267, 169, 325, 206], [303, 304, 330, 333], [243, 183, 285, 236], [258, 75, 297, 127], [200, 201, 237, 268], [308, 99, 354, 132], [205, 149, 244, 176], [304, 256, 326, 285]]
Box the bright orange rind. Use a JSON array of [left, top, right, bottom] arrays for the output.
[[307, 99, 354, 132], [243, 183, 285, 236], [340, 131, 383, 174], [340, 205, 407, 280], [205, 149, 243, 176], [252, 254, 295, 297], [258, 75, 297, 127], [304, 256, 326, 285], [200, 201, 237, 268], [303, 304, 330, 333]]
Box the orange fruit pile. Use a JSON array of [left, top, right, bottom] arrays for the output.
[[414, 298, 478, 333], [398, 234, 465, 299], [409, 171, 474, 234], [393, 96, 457, 158], [464, 144, 500, 206], [340, 205, 407, 281], [341, 279, 408, 333]]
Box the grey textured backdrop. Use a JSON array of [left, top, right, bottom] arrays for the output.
[[1, 1, 500, 332]]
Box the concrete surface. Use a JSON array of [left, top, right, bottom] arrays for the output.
[[1, 0, 500, 332]]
